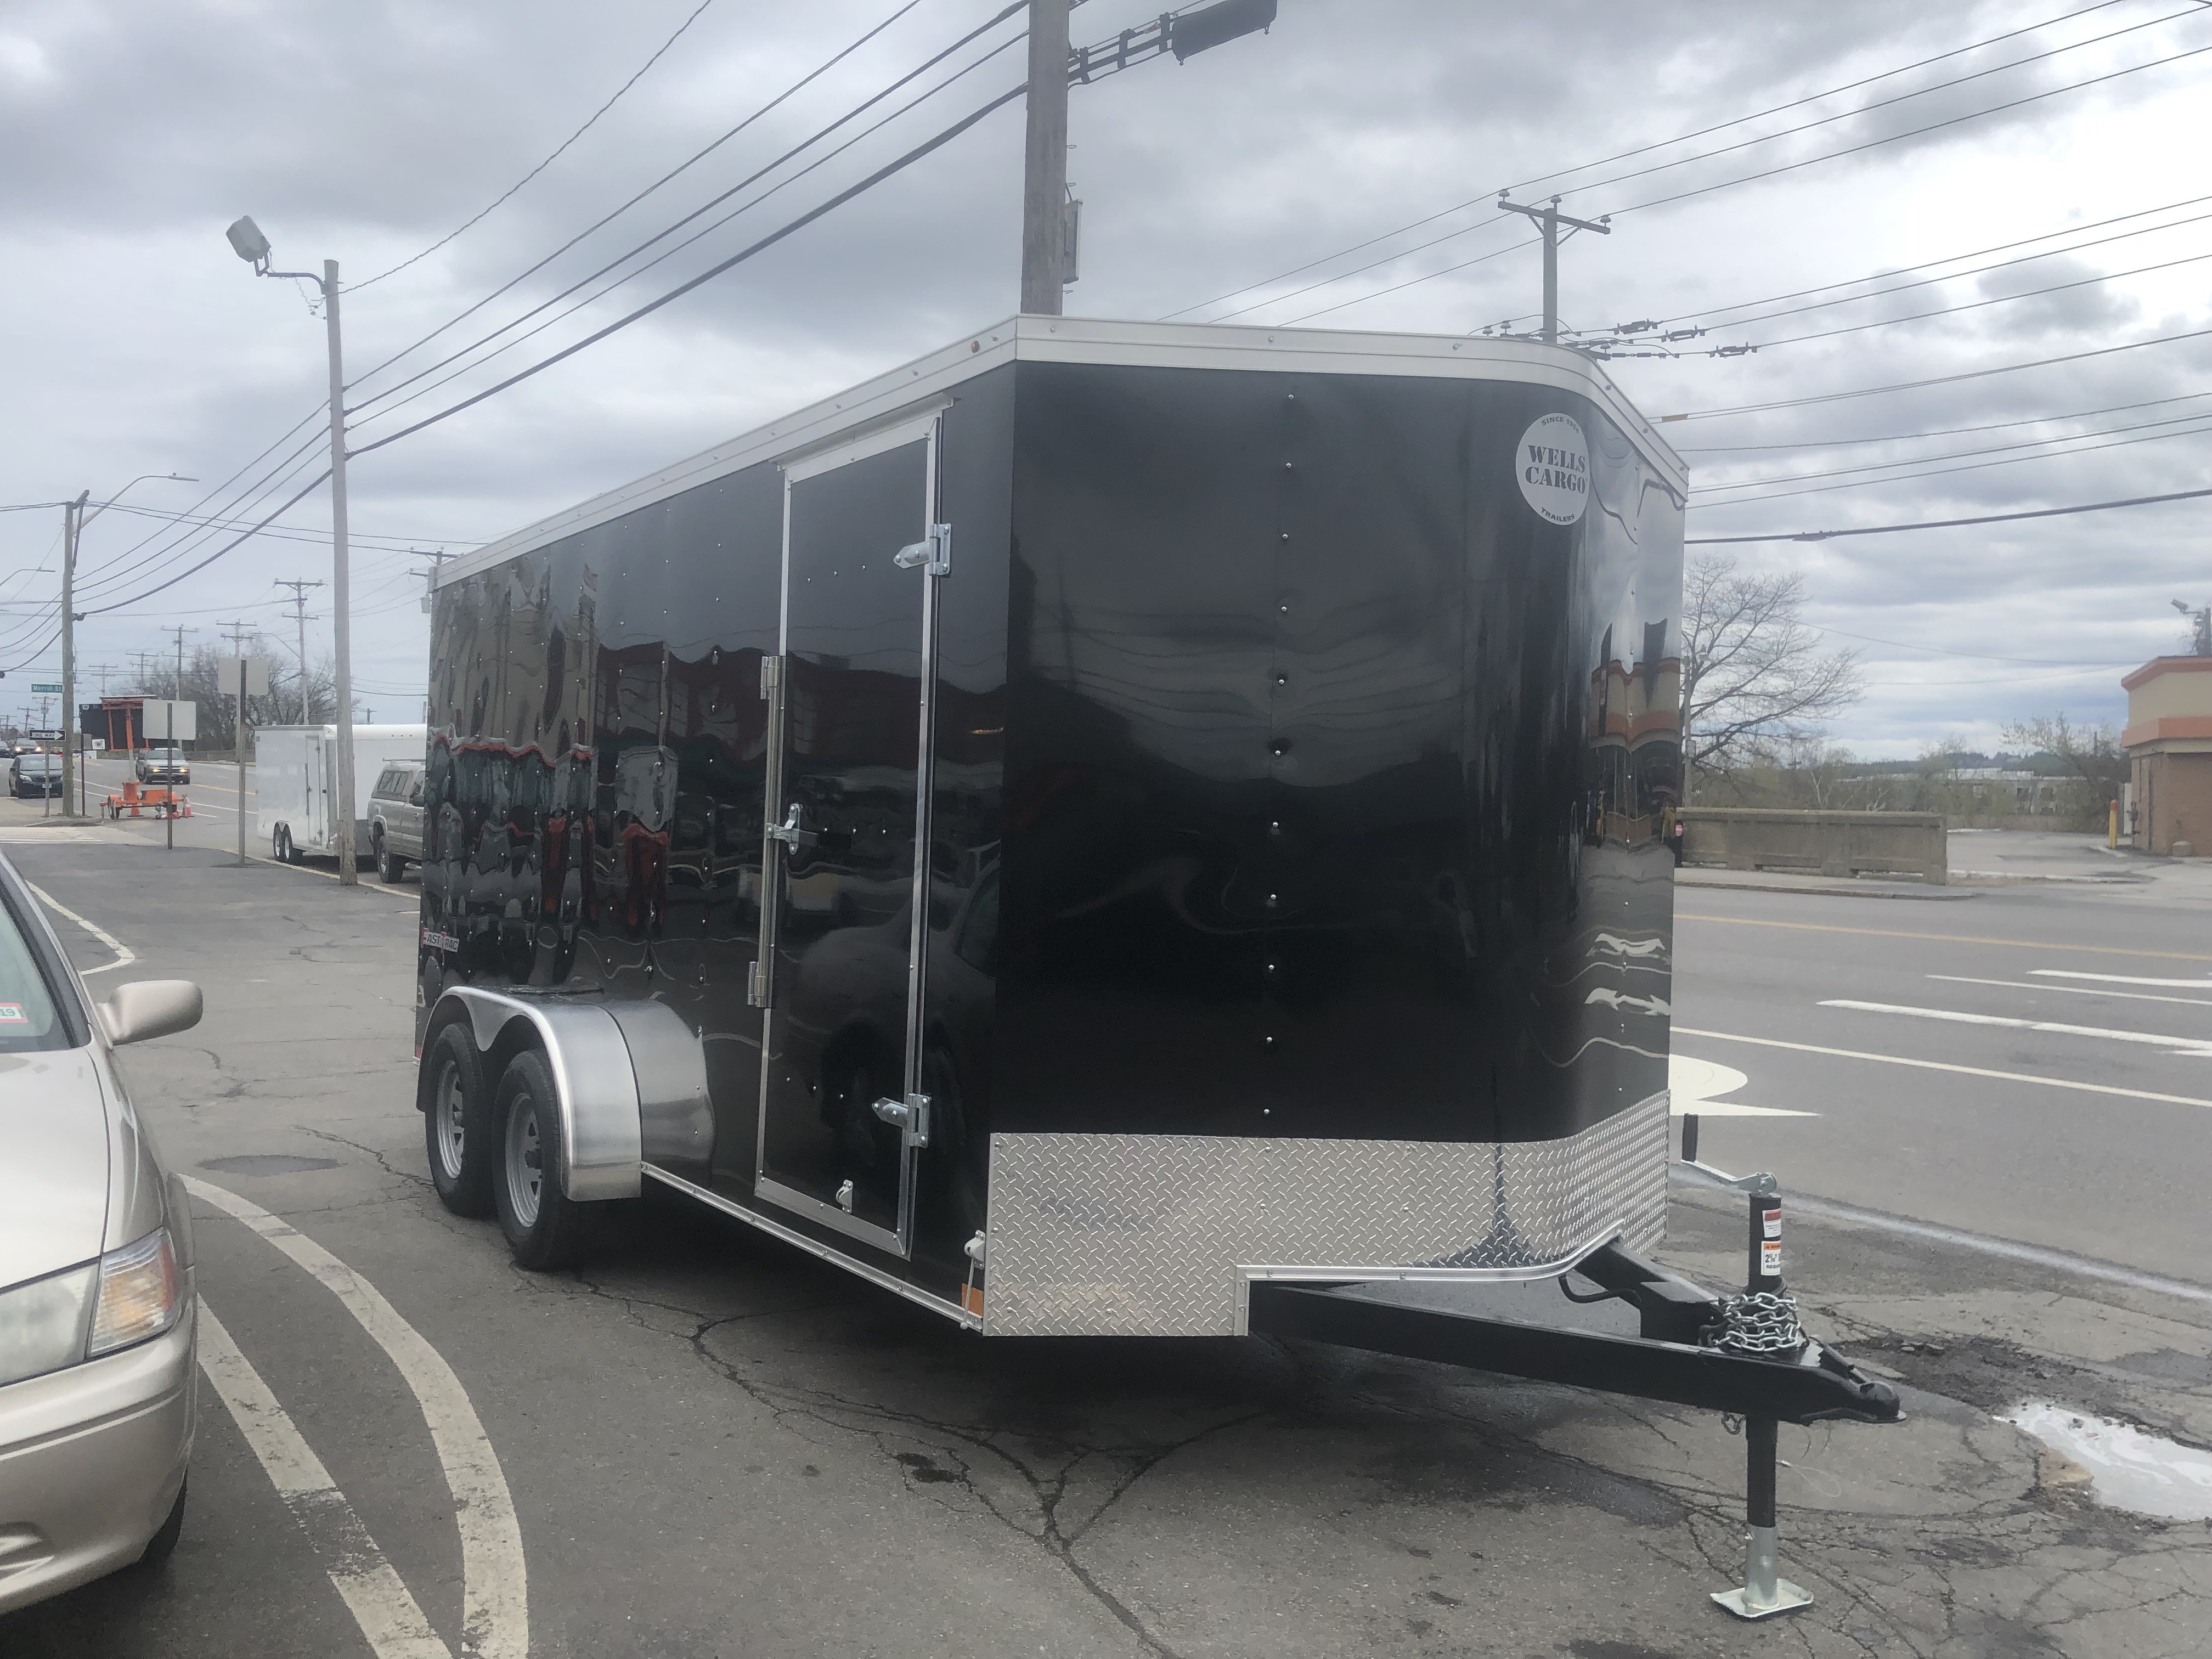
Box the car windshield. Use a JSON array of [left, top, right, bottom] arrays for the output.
[[21, 755, 58, 773], [148, 748, 181, 761], [0, 882, 73, 1053]]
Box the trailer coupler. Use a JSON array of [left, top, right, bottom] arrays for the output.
[[1248, 1214, 1899, 1622]]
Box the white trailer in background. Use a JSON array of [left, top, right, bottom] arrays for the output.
[[256, 724, 426, 863]]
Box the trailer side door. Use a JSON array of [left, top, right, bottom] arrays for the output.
[[752, 411, 945, 1258]]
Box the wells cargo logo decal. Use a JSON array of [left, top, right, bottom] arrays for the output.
[[420, 927, 462, 953], [1516, 413, 1589, 525]]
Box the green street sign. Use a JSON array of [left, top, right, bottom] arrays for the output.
[[30, 683, 60, 694]]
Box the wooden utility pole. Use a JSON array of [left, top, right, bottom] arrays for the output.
[[1496, 194, 1611, 345], [1020, 0, 1070, 315]]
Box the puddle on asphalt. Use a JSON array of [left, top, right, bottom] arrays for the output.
[[1999, 1402, 2212, 1521]]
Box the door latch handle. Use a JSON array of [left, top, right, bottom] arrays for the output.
[[894, 523, 952, 577], [765, 802, 816, 850], [871, 1092, 931, 1147]]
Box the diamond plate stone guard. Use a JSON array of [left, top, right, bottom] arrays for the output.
[[981, 1093, 1669, 1335]]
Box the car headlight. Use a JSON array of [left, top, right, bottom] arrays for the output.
[[0, 1265, 97, 1388], [0, 1228, 182, 1388], [88, 1229, 182, 1358]]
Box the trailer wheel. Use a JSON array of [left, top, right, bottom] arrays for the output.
[[492, 1048, 595, 1270], [272, 825, 294, 863], [419, 1023, 495, 1217]]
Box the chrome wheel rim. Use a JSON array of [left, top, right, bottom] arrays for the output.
[[505, 1093, 541, 1227], [434, 1060, 466, 1177]]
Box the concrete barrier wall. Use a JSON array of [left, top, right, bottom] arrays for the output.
[[1679, 806, 1947, 884]]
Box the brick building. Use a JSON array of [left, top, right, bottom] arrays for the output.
[[2122, 656, 2212, 855]]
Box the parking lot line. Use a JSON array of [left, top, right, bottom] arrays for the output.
[[23, 877, 137, 975], [1929, 974, 2212, 1009], [1674, 1026, 2212, 1111], [196, 1300, 452, 1659], [186, 1178, 528, 1659]]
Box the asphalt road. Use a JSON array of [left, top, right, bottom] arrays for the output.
[[1672, 850, 2212, 1283], [1, 827, 2206, 1658]]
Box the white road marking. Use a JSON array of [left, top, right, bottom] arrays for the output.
[[1931, 974, 2212, 1011], [1674, 1026, 2212, 1111], [195, 1301, 452, 1659], [24, 878, 137, 976], [1819, 998, 2212, 1054], [1594, 931, 1667, 959], [186, 1178, 528, 1659], [1667, 1054, 1816, 1118], [2034, 968, 2212, 989]]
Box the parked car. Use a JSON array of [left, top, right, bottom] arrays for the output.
[[9, 755, 62, 798], [133, 748, 189, 786], [368, 759, 426, 883], [0, 850, 203, 1614]]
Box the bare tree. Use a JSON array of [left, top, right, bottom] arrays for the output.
[[1680, 552, 1863, 794], [2002, 712, 2127, 808]]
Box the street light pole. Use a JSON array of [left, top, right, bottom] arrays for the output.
[[60, 492, 86, 820], [322, 259, 359, 884], [227, 217, 358, 882]]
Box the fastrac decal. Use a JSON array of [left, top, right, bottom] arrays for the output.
[[420, 926, 462, 953], [1515, 412, 1589, 526]]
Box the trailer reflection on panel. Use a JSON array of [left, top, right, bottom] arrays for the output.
[[409, 317, 1897, 1617]]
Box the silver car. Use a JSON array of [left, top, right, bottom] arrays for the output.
[[0, 852, 203, 1614]]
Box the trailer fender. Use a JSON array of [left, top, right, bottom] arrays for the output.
[[428, 986, 655, 1201]]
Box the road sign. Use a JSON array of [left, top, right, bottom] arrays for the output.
[[28, 730, 58, 741], [143, 698, 198, 741], [223, 657, 271, 698], [30, 683, 59, 695]]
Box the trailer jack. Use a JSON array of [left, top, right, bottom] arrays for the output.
[[1247, 1197, 1897, 1622]]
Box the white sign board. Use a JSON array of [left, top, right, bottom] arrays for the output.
[[223, 657, 272, 698], [143, 698, 198, 742]]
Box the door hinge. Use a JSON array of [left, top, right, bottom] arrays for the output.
[[759, 653, 782, 697], [748, 958, 771, 1008], [894, 523, 952, 577], [871, 1091, 932, 1147]]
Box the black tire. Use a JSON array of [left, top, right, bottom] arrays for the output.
[[419, 1022, 495, 1217], [376, 832, 405, 883], [137, 1478, 185, 1569], [492, 1048, 596, 1270]]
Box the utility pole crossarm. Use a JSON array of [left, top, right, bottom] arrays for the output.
[[1496, 195, 1612, 347]]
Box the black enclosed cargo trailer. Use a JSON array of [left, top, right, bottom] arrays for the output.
[[415, 316, 1894, 1615]]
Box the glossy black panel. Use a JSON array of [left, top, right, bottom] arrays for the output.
[[761, 437, 931, 1234], [997, 362, 1681, 1144]]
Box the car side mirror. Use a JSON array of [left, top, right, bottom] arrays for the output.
[[100, 980, 204, 1046]]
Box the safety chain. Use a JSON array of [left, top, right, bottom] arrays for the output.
[[1705, 1289, 1803, 1355]]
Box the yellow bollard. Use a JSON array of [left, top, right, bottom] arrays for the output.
[[2109, 798, 2120, 849]]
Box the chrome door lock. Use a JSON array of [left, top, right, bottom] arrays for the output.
[[871, 1091, 932, 1147], [765, 802, 816, 850]]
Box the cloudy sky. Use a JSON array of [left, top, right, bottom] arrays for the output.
[[3, 0, 2207, 755]]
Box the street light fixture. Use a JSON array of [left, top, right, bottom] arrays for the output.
[[62, 472, 195, 817], [226, 215, 360, 882]]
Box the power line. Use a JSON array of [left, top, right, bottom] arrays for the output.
[[1658, 322, 2212, 422], [1694, 408, 2212, 495], [1272, 15, 2212, 328], [82, 473, 332, 615], [348, 84, 1027, 461], [346, 0, 978, 409], [1675, 389, 2212, 452], [349, 0, 723, 291], [1163, 0, 2143, 321], [1684, 484, 2212, 544], [1694, 416, 2212, 507], [347, 24, 1030, 440]]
